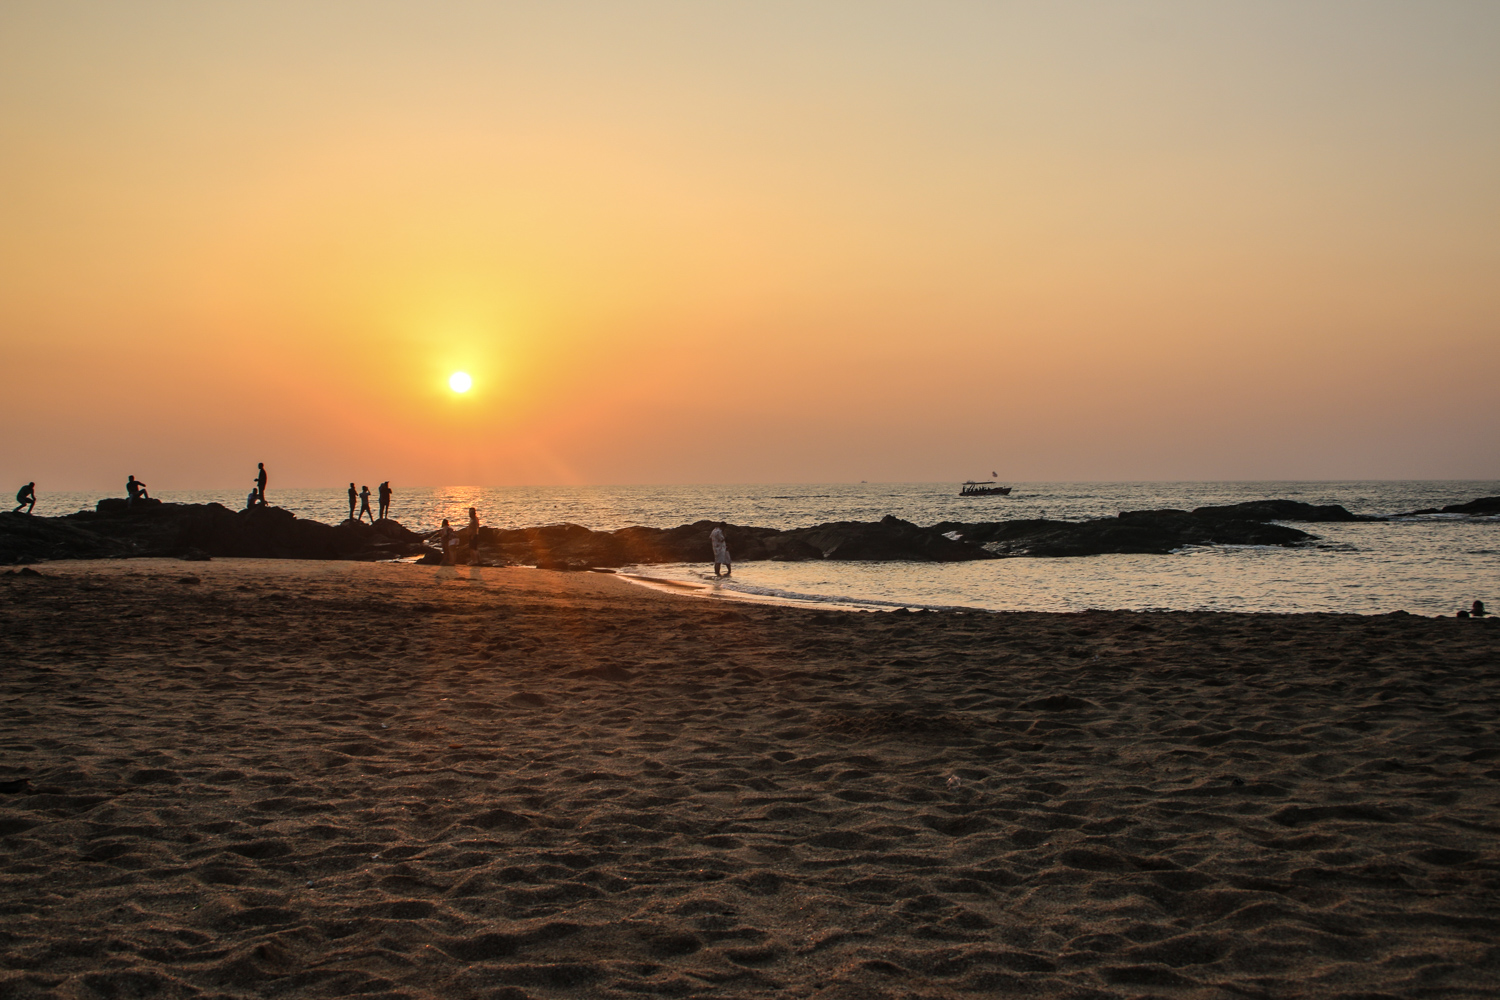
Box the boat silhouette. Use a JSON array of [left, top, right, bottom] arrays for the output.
[[960, 480, 1012, 497]]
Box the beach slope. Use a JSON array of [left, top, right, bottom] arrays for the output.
[[2, 560, 1497, 998]]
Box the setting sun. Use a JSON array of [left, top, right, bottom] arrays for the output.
[[448, 372, 472, 394]]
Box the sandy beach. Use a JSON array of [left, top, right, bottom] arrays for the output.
[[2, 559, 1497, 999]]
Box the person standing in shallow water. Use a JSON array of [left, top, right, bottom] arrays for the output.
[[710, 525, 732, 578], [255, 463, 268, 506], [13, 482, 35, 514], [347, 483, 357, 522], [378, 481, 391, 521], [357, 486, 375, 523]]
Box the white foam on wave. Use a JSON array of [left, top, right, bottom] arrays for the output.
[[617, 565, 961, 613]]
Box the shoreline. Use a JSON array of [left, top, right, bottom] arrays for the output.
[[11, 556, 1489, 618], [3, 559, 1497, 998]]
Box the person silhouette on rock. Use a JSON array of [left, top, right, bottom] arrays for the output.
[[255, 463, 268, 506], [466, 507, 482, 564], [13, 482, 35, 514], [347, 483, 357, 522], [126, 475, 150, 507], [378, 481, 392, 521], [358, 486, 375, 523], [246, 487, 261, 510]]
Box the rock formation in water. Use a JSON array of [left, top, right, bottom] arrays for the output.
[[1189, 500, 1379, 522], [465, 515, 985, 570], [8, 493, 1492, 567], [454, 509, 1316, 568], [1393, 496, 1500, 518], [932, 509, 1313, 558]]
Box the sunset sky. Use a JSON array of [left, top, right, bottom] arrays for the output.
[[2, 1, 1497, 490]]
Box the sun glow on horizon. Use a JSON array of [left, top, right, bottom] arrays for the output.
[[449, 371, 473, 393]]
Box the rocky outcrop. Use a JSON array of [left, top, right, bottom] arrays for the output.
[[462, 509, 1316, 568], [1190, 500, 1378, 522], [466, 516, 981, 569], [0, 511, 136, 564], [1393, 496, 1500, 518], [933, 509, 1313, 557], [7, 494, 1486, 568], [1, 503, 433, 564]]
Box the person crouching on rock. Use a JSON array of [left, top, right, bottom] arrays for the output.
[[357, 486, 375, 523], [126, 475, 149, 507], [710, 525, 731, 578], [13, 482, 35, 514]]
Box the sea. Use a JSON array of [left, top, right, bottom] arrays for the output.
[[29, 481, 1499, 616]]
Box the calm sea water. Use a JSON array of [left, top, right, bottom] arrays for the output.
[[30, 481, 1499, 616]]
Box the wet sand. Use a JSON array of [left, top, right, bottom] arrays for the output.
[[2, 559, 1498, 999]]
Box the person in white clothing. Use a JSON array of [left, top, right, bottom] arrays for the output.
[[710, 526, 731, 578]]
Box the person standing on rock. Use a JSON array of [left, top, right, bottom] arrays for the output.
[[466, 506, 482, 564], [347, 483, 357, 522], [710, 525, 732, 578], [357, 486, 375, 523], [255, 463, 268, 506], [378, 481, 392, 521], [13, 482, 35, 514]]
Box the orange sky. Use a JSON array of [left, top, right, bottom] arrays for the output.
[[2, 2, 1497, 490]]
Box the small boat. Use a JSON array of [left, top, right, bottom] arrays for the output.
[[960, 480, 1012, 497]]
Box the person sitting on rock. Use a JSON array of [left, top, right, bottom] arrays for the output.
[[357, 485, 375, 523], [439, 519, 456, 565], [710, 525, 732, 578], [378, 481, 392, 521], [126, 475, 150, 507], [347, 483, 357, 521], [246, 487, 261, 510], [1474, 600, 1488, 618], [13, 482, 35, 514]]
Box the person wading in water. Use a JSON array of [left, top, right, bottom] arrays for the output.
[[710, 526, 732, 578]]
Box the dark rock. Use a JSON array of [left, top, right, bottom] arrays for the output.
[[95, 497, 164, 514], [789, 515, 983, 561], [477, 517, 988, 568], [1, 510, 135, 564], [1191, 500, 1378, 522], [933, 509, 1312, 557], [2, 502, 434, 564], [1394, 496, 1500, 517]]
